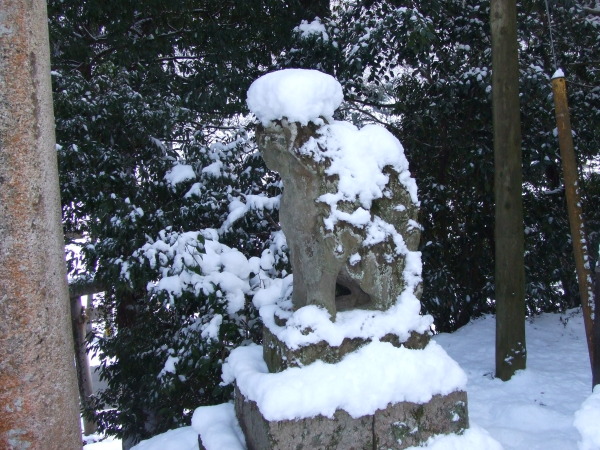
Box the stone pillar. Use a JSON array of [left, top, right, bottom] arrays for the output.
[[0, 1, 82, 448]]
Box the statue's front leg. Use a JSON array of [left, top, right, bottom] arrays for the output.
[[286, 227, 339, 319]]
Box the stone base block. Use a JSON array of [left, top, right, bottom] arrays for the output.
[[235, 385, 468, 450], [263, 326, 431, 373]]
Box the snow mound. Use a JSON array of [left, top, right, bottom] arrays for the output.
[[574, 385, 600, 450], [130, 426, 197, 450], [192, 403, 246, 450], [407, 424, 503, 449], [222, 340, 466, 421], [247, 69, 343, 125]]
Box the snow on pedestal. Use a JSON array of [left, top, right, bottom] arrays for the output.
[[195, 69, 472, 449], [224, 341, 467, 421]]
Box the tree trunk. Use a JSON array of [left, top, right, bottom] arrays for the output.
[[0, 0, 82, 447], [71, 296, 97, 435], [490, 0, 527, 381]]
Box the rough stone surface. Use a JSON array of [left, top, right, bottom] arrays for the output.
[[257, 120, 420, 320], [263, 326, 431, 373], [235, 386, 468, 450], [235, 386, 373, 450], [0, 1, 82, 447], [373, 390, 469, 449]]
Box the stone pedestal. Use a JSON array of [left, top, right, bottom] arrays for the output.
[[232, 322, 469, 450], [235, 385, 468, 450], [263, 326, 431, 373]]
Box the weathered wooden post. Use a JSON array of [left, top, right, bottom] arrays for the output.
[[0, 0, 82, 447], [71, 296, 97, 435], [490, 0, 527, 382], [551, 71, 596, 372], [594, 264, 600, 388]]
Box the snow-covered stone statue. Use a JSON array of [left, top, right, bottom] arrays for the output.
[[193, 69, 476, 450], [247, 69, 432, 374], [254, 83, 421, 320]]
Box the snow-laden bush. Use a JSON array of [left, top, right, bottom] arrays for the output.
[[80, 129, 288, 443]]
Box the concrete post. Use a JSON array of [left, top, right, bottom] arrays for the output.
[[0, 0, 82, 448]]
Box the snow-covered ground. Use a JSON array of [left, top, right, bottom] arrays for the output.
[[436, 310, 592, 450], [84, 308, 598, 450]]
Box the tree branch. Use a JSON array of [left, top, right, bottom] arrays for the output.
[[583, 6, 600, 16]]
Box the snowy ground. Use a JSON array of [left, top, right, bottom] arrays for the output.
[[436, 309, 592, 450], [84, 309, 597, 450]]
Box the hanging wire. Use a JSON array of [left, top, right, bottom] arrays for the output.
[[543, 0, 559, 70]]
